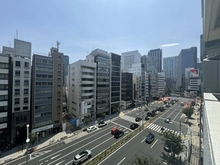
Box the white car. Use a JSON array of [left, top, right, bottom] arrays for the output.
[[87, 126, 97, 132], [73, 150, 92, 164], [98, 121, 107, 127]]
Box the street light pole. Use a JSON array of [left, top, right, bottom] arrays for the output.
[[26, 124, 30, 165]]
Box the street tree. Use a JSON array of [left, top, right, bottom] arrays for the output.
[[101, 112, 106, 119], [182, 107, 194, 119], [161, 130, 185, 157], [29, 133, 37, 146], [84, 117, 90, 127], [129, 155, 162, 165]]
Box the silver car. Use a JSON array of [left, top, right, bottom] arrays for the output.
[[87, 126, 97, 132], [73, 150, 92, 165]]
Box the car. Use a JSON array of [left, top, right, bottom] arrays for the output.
[[147, 112, 152, 117], [180, 102, 184, 106], [144, 108, 149, 111], [130, 123, 139, 130], [135, 117, 142, 122], [98, 120, 107, 128], [164, 143, 171, 152], [111, 127, 119, 135], [145, 133, 155, 144], [87, 126, 97, 132], [114, 130, 124, 139], [145, 116, 150, 120], [73, 150, 92, 165], [151, 113, 155, 117], [155, 111, 160, 115], [165, 118, 171, 123]]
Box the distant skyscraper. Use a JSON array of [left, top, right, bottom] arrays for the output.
[[200, 34, 205, 61], [141, 55, 148, 72], [163, 56, 178, 80], [121, 50, 141, 72], [177, 47, 197, 89], [147, 49, 162, 74]]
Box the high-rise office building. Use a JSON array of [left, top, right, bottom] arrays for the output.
[[177, 47, 197, 89], [109, 53, 121, 114], [63, 55, 69, 87], [121, 72, 133, 109], [163, 56, 178, 80], [2, 39, 31, 145], [0, 54, 13, 149], [121, 50, 141, 72], [147, 49, 162, 74], [68, 60, 96, 124], [157, 72, 166, 97], [87, 49, 111, 116], [141, 55, 148, 72]]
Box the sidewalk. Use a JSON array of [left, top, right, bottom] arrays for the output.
[[182, 103, 201, 165]]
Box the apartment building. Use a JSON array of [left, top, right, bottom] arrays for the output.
[[121, 72, 133, 109], [0, 54, 13, 149], [157, 72, 166, 97], [2, 39, 31, 145], [68, 60, 96, 124]]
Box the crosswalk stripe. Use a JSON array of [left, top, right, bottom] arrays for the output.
[[151, 124, 158, 130], [147, 123, 153, 128], [155, 126, 162, 132], [153, 125, 159, 131], [149, 123, 155, 129]]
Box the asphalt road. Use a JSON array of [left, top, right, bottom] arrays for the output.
[[98, 97, 191, 165]]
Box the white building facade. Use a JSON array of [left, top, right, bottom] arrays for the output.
[[122, 50, 141, 72]]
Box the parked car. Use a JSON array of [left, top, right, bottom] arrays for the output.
[[87, 126, 97, 132], [98, 120, 107, 128], [114, 130, 124, 139], [135, 117, 142, 122], [164, 118, 171, 123], [155, 111, 160, 115], [147, 112, 152, 117], [73, 150, 92, 165], [145, 133, 155, 144], [145, 116, 150, 120], [130, 123, 139, 130], [111, 127, 119, 135]]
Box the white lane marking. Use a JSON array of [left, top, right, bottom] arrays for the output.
[[111, 121, 131, 130], [151, 139, 158, 148], [141, 138, 145, 143], [172, 108, 183, 121], [46, 132, 114, 165], [91, 137, 113, 150], [56, 160, 65, 165], [166, 109, 177, 118], [117, 157, 126, 165], [51, 154, 61, 160], [39, 124, 115, 161]]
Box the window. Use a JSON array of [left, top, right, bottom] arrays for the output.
[[0, 62, 9, 69], [15, 89, 20, 95], [0, 84, 8, 90], [0, 73, 8, 80], [15, 70, 20, 77], [0, 95, 8, 101], [15, 80, 20, 86], [24, 98, 28, 104], [24, 71, 29, 76], [24, 89, 29, 95], [0, 117, 7, 124], [15, 61, 21, 67], [23, 107, 28, 110], [14, 107, 20, 111], [24, 80, 29, 86], [15, 98, 20, 104], [24, 62, 29, 68], [0, 106, 8, 112]]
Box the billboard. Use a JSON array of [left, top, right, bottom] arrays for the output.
[[189, 69, 199, 78]]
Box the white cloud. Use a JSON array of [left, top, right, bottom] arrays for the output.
[[160, 43, 180, 47]]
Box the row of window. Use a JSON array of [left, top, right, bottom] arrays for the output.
[[36, 82, 53, 86], [0, 73, 8, 80], [0, 117, 7, 124], [35, 104, 52, 110], [14, 89, 29, 95], [15, 70, 29, 77], [0, 95, 8, 101], [14, 106, 28, 111], [0, 63, 9, 69], [16, 115, 27, 122], [0, 84, 8, 90], [15, 80, 29, 86], [36, 59, 53, 64], [14, 98, 29, 104], [0, 106, 8, 112], [36, 74, 53, 78], [15, 61, 30, 68]]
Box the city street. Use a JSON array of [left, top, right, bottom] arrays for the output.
[[98, 98, 191, 165], [4, 97, 191, 165]]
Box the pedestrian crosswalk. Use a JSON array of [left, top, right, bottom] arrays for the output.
[[31, 150, 51, 159], [146, 123, 182, 136]]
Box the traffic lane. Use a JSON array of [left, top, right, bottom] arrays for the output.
[[15, 124, 117, 165], [111, 118, 134, 129], [159, 104, 179, 119], [39, 128, 131, 165], [50, 130, 132, 165], [99, 128, 165, 165]]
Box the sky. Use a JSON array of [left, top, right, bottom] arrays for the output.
[[0, 0, 202, 63]]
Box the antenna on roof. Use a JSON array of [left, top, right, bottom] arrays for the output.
[[57, 41, 61, 51]]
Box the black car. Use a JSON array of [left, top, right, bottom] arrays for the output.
[[145, 116, 149, 120], [114, 130, 124, 139], [130, 123, 139, 130], [151, 113, 155, 117], [145, 133, 155, 144], [147, 112, 152, 117], [135, 117, 142, 122]]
